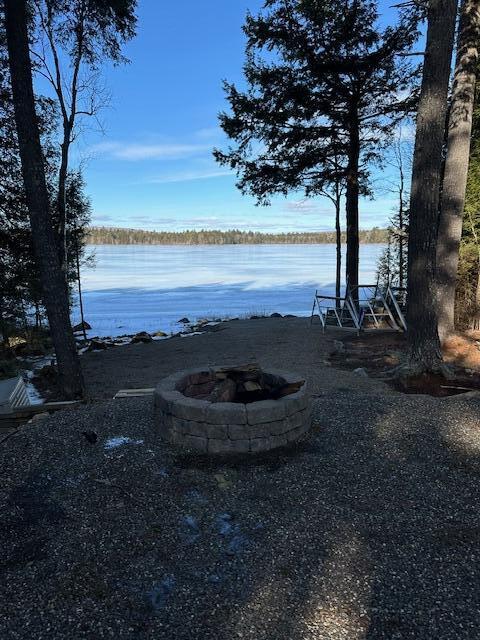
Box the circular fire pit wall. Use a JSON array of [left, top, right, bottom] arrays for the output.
[[154, 366, 311, 454]]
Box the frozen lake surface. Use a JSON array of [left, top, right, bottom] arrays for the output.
[[71, 243, 385, 337]]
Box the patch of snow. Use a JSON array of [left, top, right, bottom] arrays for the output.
[[180, 331, 205, 338], [104, 436, 144, 450], [24, 380, 44, 405], [21, 357, 52, 405]]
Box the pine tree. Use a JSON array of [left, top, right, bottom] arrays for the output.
[[215, 0, 420, 295], [65, 170, 92, 339]]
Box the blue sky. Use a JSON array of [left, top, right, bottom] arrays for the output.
[[52, 1, 414, 233]]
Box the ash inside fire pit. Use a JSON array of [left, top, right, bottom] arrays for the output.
[[178, 364, 304, 404], [154, 364, 312, 454]]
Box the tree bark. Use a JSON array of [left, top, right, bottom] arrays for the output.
[[474, 261, 480, 329], [436, 0, 480, 341], [345, 107, 360, 300], [398, 158, 406, 289], [73, 216, 88, 341], [4, 0, 85, 399], [57, 131, 71, 277], [406, 0, 458, 372], [333, 178, 342, 304]]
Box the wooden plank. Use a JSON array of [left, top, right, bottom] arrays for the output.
[[440, 385, 475, 392], [116, 388, 154, 394], [114, 388, 154, 399]]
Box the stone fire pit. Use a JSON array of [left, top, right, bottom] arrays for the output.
[[153, 364, 311, 454]]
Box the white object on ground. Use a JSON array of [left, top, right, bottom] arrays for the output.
[[114, 388, 154, 399], [104, 436, 144, 450]]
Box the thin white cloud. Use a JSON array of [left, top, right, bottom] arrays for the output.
[[145, 169, 234, 184], [175, 216, 222, 226], [194, 126, 224, 140], [130, 215, 178, 225], [92, 214, 114, 222], [90, 141, 209, 161], [283, 200, 331, 215]]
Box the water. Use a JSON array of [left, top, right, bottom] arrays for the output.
[[71, 243, 385, 337]]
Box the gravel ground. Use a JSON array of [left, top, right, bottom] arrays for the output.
[[2, 384, 480, 638], [80, 317, 390, 399]]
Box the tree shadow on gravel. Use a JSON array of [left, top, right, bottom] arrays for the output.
[[172, 438, 317, 472], [1, 470, 66, 571], [177, 391, 480, 640]]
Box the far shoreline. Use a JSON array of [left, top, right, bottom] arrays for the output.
[[86, 226, 389, 246], [86, 241, 388, 247]]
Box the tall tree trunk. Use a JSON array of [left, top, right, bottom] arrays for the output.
[[406, 0, 458, 372], [4, 0, 85, 399], [334, 181, 342, 305], [57, 132, 70, 279], [73, 216, 88, 341], [467, 207, 480, 328], [34, 303, 41, 331], [436, 0, 480, 341], [473, 260, 480, 329], [345, 109, 360, 301], [0, 298, 9, 348], [398, 160, 405, 289]]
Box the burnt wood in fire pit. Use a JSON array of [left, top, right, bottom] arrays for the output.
[[153, 365, 311, 454]]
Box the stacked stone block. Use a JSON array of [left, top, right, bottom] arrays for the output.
[[153, 367, 311, 454]]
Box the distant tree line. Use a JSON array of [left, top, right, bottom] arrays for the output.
[[87, 226, 389, 246]]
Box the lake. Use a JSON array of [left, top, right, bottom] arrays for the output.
[[71, 243, 386, 337]]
